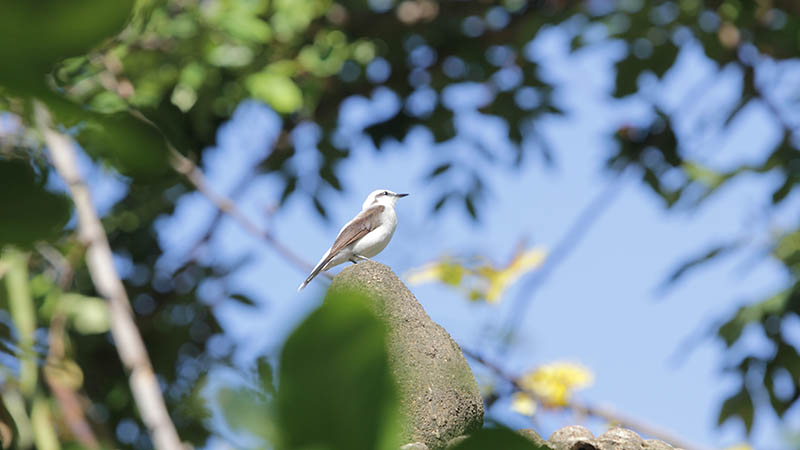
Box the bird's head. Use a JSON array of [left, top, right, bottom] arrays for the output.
[[363, 189, 408, 209]]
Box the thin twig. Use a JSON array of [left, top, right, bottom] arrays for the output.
[[168, 148, 331, 279], [461, 347, 703, 450], [35, 103, 184, 450]]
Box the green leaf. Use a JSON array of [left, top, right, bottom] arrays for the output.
[[257, 358, 276, 397], [717, 385, 755, 433], [312, 196, 328, 218], [279, 176, 298, 205], [246, 71, 303, 114], [429, 163, 452, 178], [662, 243, 738, 287], [650, 43, 679, 78], [0, 160, 71, 246], [62, 293, 109, 335], [450, 428, 548, 450], [613, 54, 644, 98], [0, 0, 134, 90], [717, 290, 790, 347], [276, 290, 399, 450], [465, 195, 478, 220], [76, 111, 169, 178], [217, 386, 275, 444], [363, 112, 415, 147], [3, 250, 37, 395]]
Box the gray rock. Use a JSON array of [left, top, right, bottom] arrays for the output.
[[548, 425, 595, 450], [545, 426, 676, 450], [643, 439, 675, 450], [444, 435, 469, 449], [327, 261, 484, 449], [595, 427, 644, 450], [401, 443, 430, 450]]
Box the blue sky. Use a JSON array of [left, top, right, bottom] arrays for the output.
[[69, 20, 800, 450]]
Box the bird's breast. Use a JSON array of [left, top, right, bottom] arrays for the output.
[[352, 209, 397, 257]]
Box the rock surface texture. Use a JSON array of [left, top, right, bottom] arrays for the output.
[[518, 426, 686, 450], [403, 426, 687, 449], [326, 261, 484, 449]]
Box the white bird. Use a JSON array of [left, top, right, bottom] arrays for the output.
[[297, 189, 408, 292]]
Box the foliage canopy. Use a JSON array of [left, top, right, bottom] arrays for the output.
[[1, 0, 799, 448]]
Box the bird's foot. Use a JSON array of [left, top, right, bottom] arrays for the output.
[[349, 258, 359, 264]]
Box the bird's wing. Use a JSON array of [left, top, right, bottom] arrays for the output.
[[327, 205, 385, 258], [297, 205, 385, 291]]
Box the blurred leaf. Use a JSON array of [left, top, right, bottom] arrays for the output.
[[662, 243, 739, 287], [517, 361, 593, 408], [406, 260, 465, 287], [464, 195, 478, 220], [257, 358, 276, 397], [0, 393, 15, 449], [0, 0, 134, 90], [510, 392, 537, 416], [279, 176, 298, 205], [480, 248, 547, 303], [320, 165, 343, 191], [450, 427, 547, 450], [613, 54, 644, 98], [61, 293, 109, 335], [246, 71, 303, 114], [30, 395, 59, 450], [429, 163, 452, 178], [217, 386, 275, 445], [276, 290, 399, 450], [718, 290, 790, 347], [76, 111, 169, 178], [682, 161, 726, 190], [0, 160, 71, 247], [651, 43, 679, 78], [408, 247, 546, 304], [229, 293, 257, 306], [3, 249, 38, 395], [363, 112, 415, 147], [312, 196, 328, 218], [718, 384, 755, 433]]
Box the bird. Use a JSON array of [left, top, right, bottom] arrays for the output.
[[297, 189, 408, 291]]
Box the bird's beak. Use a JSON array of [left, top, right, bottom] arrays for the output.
[[396, 193, 409, 198]]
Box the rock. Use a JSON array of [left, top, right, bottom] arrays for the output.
[[643, 439, 676, 450], [401, 443, 429, 450], [544, 426, 676, 450], [595, 427, 644, 449], [444, 435, 469, 449], [327, 261, 484, 449], [548, 425, 595, 450]]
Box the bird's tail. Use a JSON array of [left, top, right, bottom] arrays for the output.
[[297, 251, 332, 292]]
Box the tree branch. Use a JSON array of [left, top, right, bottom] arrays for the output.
[[168, 148, 331, 279], [35, 103, 184, 450], [460, 347, 703, 450]]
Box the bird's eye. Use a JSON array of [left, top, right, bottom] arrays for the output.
[[383, 191, 389, 196]]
